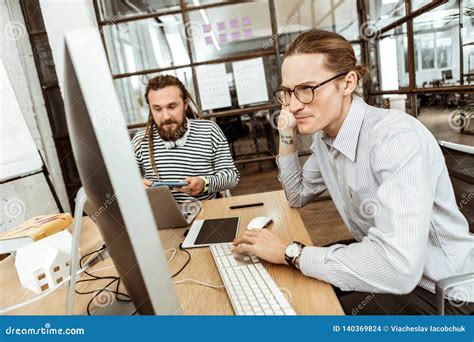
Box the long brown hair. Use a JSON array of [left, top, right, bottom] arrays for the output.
[[284, 29, 369, 87], [142, 75, 202, 179]]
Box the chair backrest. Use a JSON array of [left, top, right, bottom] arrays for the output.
[[439, 141, 474, 233]]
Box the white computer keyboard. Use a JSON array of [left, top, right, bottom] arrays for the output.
[[209, 243, 296, 315]]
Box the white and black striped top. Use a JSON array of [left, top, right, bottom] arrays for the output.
[[278, 96, 474, 301], [131, 119, 240, 203]]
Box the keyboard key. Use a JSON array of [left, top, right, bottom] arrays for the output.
[[228, 256, 238, 266], [274, 292, 290, 307]]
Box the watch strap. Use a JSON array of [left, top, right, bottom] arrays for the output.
[[285, 241, 305, 269], [199, 176, 209, 193]]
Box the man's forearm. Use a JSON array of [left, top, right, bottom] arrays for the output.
[[206, 169, 240, 193], [279, 129, 298, 156]]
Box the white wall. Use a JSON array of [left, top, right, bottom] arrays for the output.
[[0, 0, 70, 232]]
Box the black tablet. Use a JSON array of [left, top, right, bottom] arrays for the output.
[[181, 217, 240, 248]]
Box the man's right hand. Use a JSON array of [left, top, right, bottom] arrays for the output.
[[277, 107, 298, 156], [277, 106, 297, 133], [143, 178, 153, 187]]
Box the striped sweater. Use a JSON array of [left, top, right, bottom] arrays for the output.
[[131, 119, 240, 203]]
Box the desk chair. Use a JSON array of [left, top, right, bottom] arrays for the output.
[[436, 141, 474, 315]]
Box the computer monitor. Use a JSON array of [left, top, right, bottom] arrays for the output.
[[442, 69, 453, 81], [63, 27, 180, 315]]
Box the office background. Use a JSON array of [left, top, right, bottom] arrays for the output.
[[1, 0, 473, 245]]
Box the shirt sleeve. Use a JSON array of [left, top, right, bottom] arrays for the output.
[[299, 129, 434, 294], [206, 123, 240, 193], [277, 152, 327, 207], [131, 133, 145, 177]]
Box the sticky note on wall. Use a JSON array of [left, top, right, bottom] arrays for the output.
[[231, 31, 241, 41], [219, 33, 227, 43], [242, 17, 252, 26]]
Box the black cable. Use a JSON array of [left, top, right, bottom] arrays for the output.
[[171, 244, 191, 278], [76, 243, 192, 315], [74, 245, 131, 315]]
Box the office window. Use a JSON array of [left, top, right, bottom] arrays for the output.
[[364, 0, 406, 30], [462, 0, 474, 84], [96, 0, 180, 21], [187, 1, 273, 63], [352, 43, 362, 63], [413, 2, 460, 87], [275, 0, 360, 48], [411, 0, 434, 12], [369, 24, 409, 91], [103, 15, 190, 75]]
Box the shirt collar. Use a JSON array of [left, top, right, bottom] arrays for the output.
[[321, 96, 366, 162]]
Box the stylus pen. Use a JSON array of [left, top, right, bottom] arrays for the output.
[[229, 202, 264, 210]]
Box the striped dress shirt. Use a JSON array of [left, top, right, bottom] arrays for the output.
[[278, 96, 474, 300], [132, 119, 240, 203]]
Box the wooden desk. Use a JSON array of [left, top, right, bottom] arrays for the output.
[[0, 191, 343, 315]]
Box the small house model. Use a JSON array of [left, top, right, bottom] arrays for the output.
[[14, 230, 73, 294]]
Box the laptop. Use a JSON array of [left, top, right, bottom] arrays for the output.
[[146, 187, 201, 229]]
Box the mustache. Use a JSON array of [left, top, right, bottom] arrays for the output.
[[161, 119, 178, 125]]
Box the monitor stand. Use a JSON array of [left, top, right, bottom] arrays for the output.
[[92, 301, 137, 316]]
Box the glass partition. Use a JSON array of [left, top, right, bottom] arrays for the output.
[[103, 15, 190, 75], [96, 0, 180, 22], [187, 0, 273, 62], [275, 0, 360, 49], [413, 2, 460, 87], [369, 24, 409, 91]]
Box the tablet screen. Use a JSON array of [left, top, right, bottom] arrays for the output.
[[194, 217, 239, 245]]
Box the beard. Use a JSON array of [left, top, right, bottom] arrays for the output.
[[157, 115, 188, 141]]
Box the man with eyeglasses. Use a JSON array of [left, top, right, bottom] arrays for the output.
[[232, 29, 474, 315]]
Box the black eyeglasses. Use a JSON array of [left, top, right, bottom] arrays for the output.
[[274, 73, 347, 106]]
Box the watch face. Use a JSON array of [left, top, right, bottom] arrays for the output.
[[286, 243, 300, 258]]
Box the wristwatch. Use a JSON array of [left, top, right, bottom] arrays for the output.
[[284, 241, 305, 270], [199, 176, 209, 194]]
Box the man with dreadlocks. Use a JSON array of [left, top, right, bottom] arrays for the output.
[[131, 75, 240, 203]]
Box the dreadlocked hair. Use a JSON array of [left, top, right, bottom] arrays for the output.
[[141, 75, 202, 180]]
